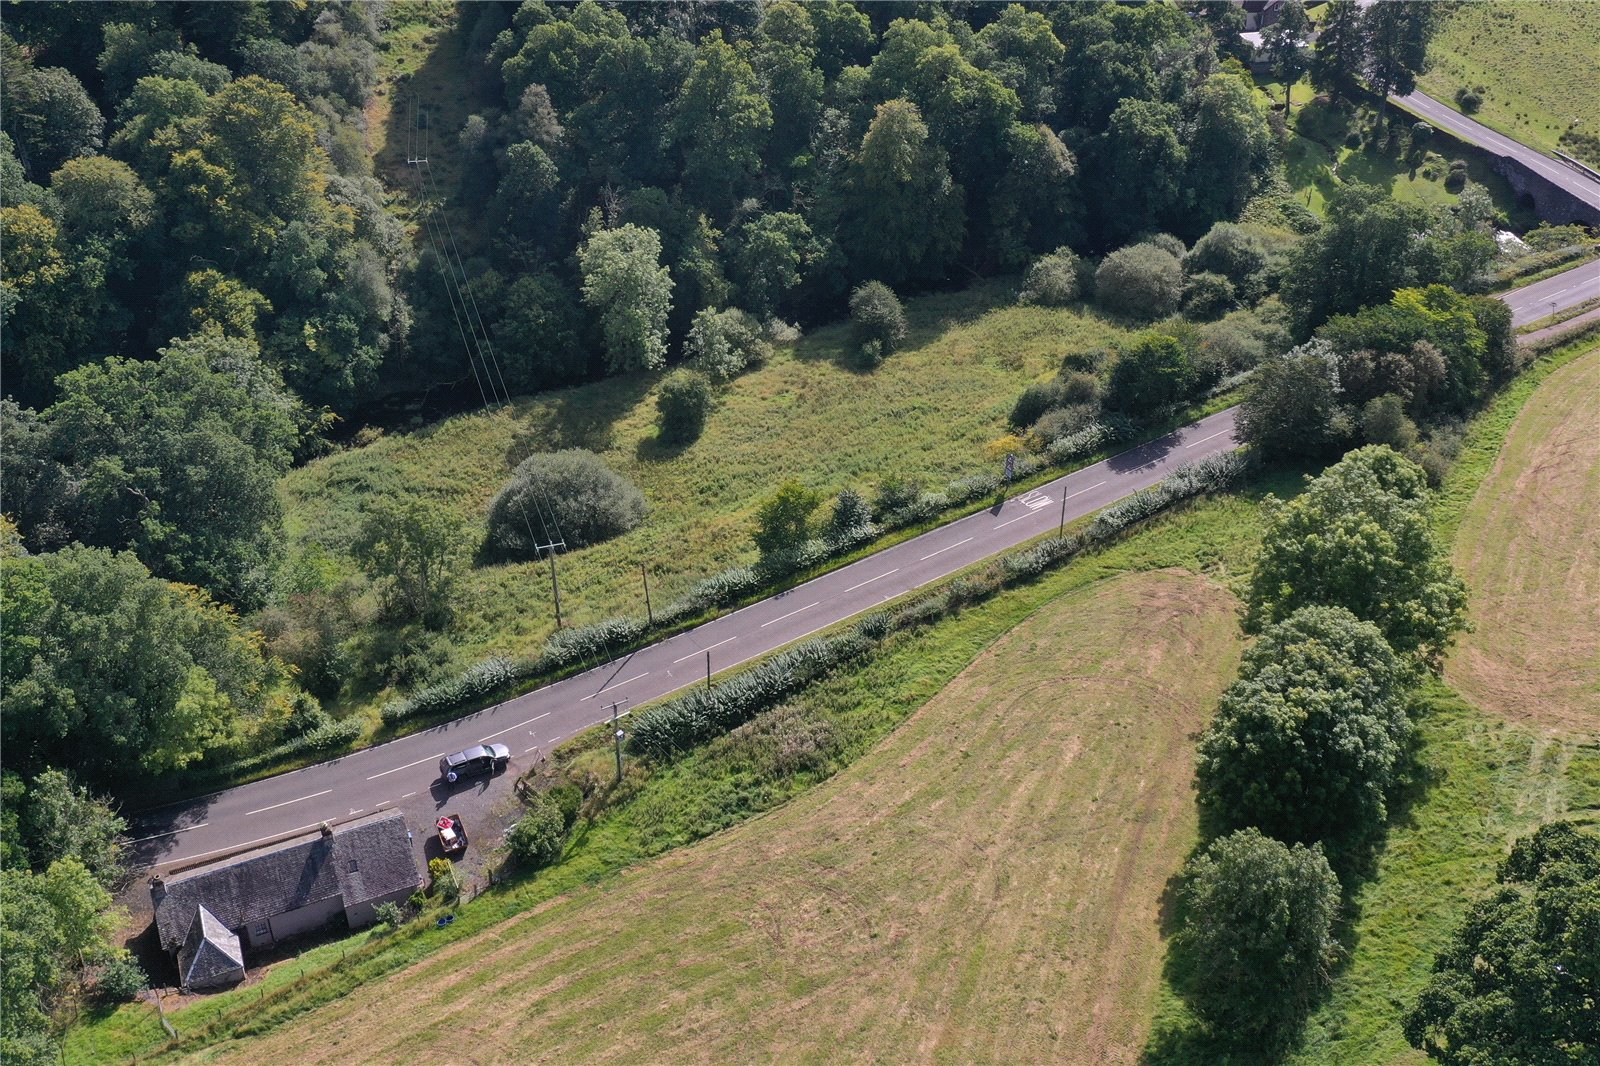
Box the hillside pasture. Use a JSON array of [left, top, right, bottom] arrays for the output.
[[282, 282, 1130, 694], [1417, 1, 1600, 166], [189, 570, 1241, 1065], [1446, 346, 1600, 734]]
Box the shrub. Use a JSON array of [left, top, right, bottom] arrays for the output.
[[848, 281, 907, 367], [1362, 394, 1419, 450], [1182, 272, 1236, 320], [546, 783, 583, 831], [1017, 246, 1081, 306], [1185, 222, 1269, 291], [1456, 88, 1483, 113], [1027, 404, 1098, 450], [96, 953, 148, 1002], [1410, 121, 1434, 147], [506, 793, 566, 869], [753, 480, 823, 557], [685, 307, 769, 382], [872, 475, 923, 519], [945, 471, 1000, 505], [373, 901, 405, 928], [220, 716, 363, 776], [656, 369, 713, 445], [1444, 159, 1469, 193], [827, 488, 874, 544], [1141, 232, 1187, 259], [1095, 242, 1184, 321], [1009, 380, 1066, 428], [427, 857, 459, 900], [487, 449, 647, 558], [1175, 829, 1340, 1050], [1105, 333, 1193, 416], [381, 656, 517, 726], [534, 617, 647, 674]]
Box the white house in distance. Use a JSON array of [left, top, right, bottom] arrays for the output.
[[151, 812, 421, 991]]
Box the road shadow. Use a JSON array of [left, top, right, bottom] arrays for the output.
[[1106, 430, 1180, 474], [122, 794, 221, 872]]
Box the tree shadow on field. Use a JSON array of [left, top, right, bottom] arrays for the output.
[[503, 373, 656, 469]]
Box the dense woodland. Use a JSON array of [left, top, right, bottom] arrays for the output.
[[1, 3, 1591, 1062]]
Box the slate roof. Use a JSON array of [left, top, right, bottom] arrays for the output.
[[154, 812, 419, 951], [178, 904, 244, 987]]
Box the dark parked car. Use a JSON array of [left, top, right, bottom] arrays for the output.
[[439, 744, 510, 784]]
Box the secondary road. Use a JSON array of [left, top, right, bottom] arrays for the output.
[[126, 407, 1242, 872], [1394, 90, 1600, 218], [1502, 258, 1600, 328]]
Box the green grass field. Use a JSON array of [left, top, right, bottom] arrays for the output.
[[283, 281, 1131, 711], [1417, 0, 1600, 166]]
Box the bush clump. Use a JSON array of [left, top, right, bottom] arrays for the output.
[[506, 792, 566, 869], [1017, 246, 1081, 306], [848, 281, 907, 368], [380, 657, 517, 726], [685, 307, 769, 383], [656, 368, 713, 444], [487, 449, 647, 558], [1182, 272, 1237, 320], [1095, 241, 1184, 320]]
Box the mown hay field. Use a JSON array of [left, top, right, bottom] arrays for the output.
[[185, 569, 1241, 1066], [1446, 346, 1600, 734]]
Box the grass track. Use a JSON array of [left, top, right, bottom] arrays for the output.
[[185, 571, 1244, 1065], [1446, 347, 1600, 732], [1417, 0, 1600, 166]]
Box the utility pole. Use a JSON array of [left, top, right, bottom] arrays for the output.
[[609, 699, 628, 783], [706, 650, 713, 693], [1059, 488, 1069, 537], [641, 563, 653, 627], [536, 540, 566, 628]]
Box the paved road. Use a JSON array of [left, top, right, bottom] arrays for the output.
[[1502, 258, 1600, 328], [126, 408, 1243, 872], [1394, 90, 1600, 217]]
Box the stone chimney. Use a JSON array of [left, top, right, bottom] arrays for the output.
[[320, 821, 334, 839], [149, 875, 167, 905]]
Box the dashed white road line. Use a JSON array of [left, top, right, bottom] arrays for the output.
[[673, 636, 736, 664], [367, 751, 447, 781], [919, 537, 974, 561], [244, 790, 332, 817], [759, 601, 819, 628], [579, 671, 650, 701], [1185, 429, 1231, 449], [1062, 479, 1108, 501], [480, 712, 550, 742], [842, 568, 898, 593], [994, 511, 1036, 530]]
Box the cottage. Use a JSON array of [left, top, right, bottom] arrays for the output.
[[1239, 0, 1285, 32], [152, 812, 420, 989]]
